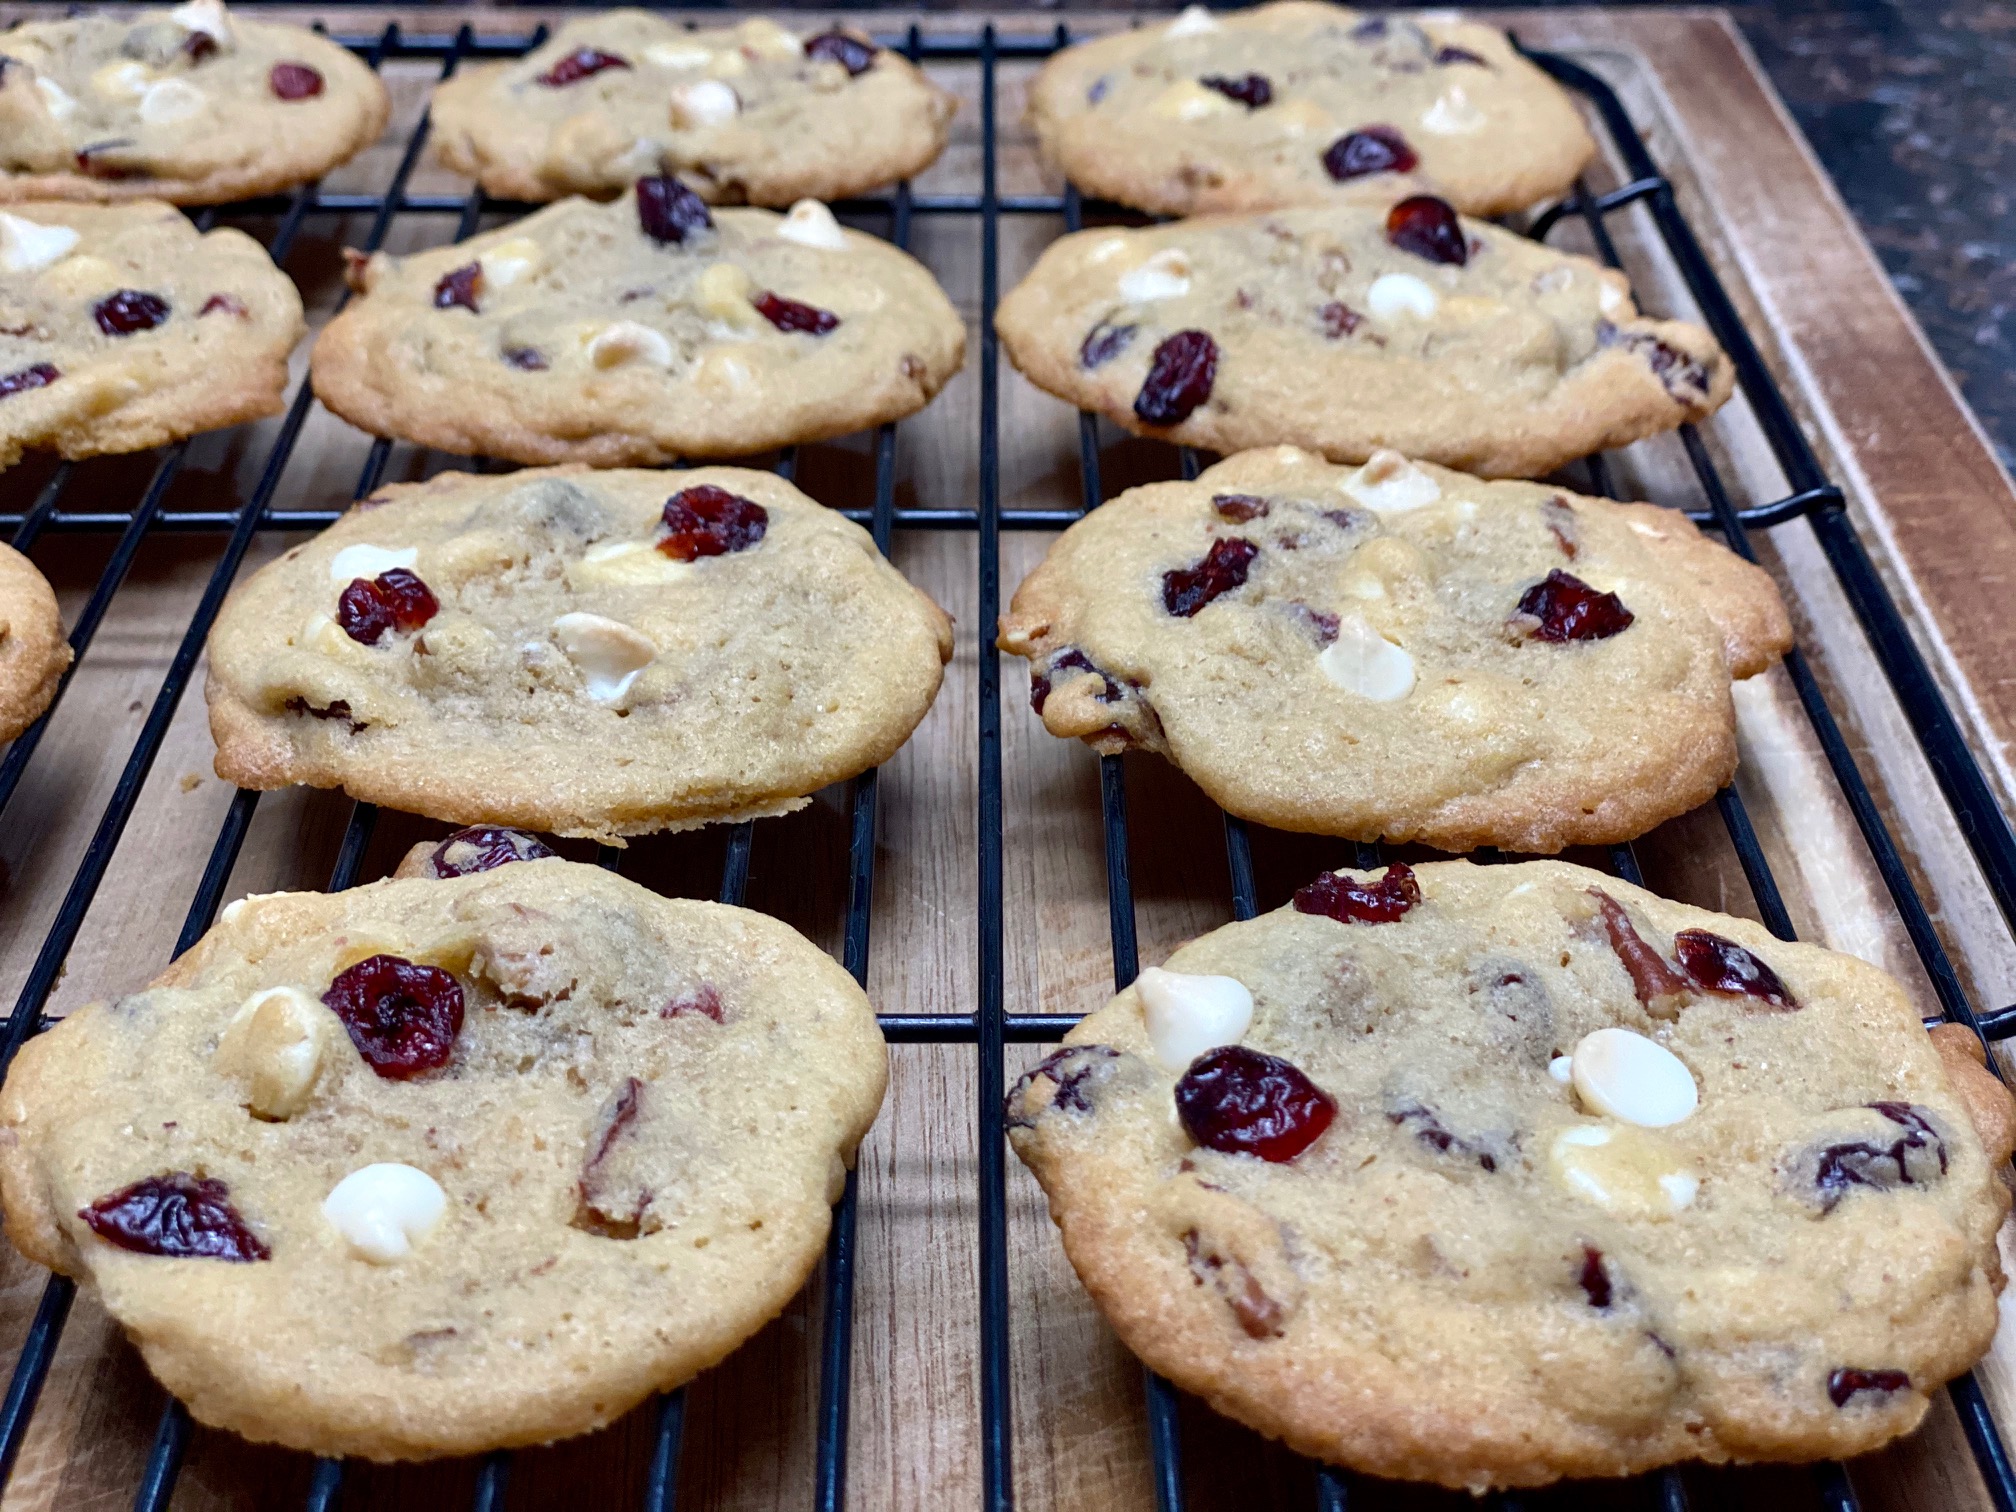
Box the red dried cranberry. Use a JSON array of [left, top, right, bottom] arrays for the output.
[[1595, 322, 1712, 402], [1211, 493, 1268, 522], [1318, 301, 1362, 338], [1386, 195, 1468, 265], [1803, 1104, 1947, 1212], [1829, 1368, 1909, 1408], [663, 984, 724, 1021], [637, 174, 713, 245], [1543, 495, 1579, 559], [1389, 1101, 1496, 1170], [1578, 1246, 1612, 1308], [1162, 536, 1257, 616], [659, 484, 768, 560], [1515, 569, 1634, 642], [536, 47, 631, 87], [1006, 1045, 1122, 1128], [199, 293, 247, 318], [1322, 125, 1417, 182], [1433, 45, 1488, 65], [1079, 320, 1135, 369], [79, 1173, 269, 1261], [1175, 1046, 1336, 1163], [1293, 863, 1421, 924], [804, 30, 877, 76], [426, 826, 555, 878], [1134, 329, 1218, 427], [433, 262, 482, 312], [1030, 648, 1120, 714], [754, 291, 840, 335], [1289, 601, 1340, 645], [323, 954, 465, 1079], [503, 345, 549, 371], [74, 141, 140, 179], [1589, 891, 1688, 1010], [1673, 931, 1796, 1008], [1199, 72, 1271, 108], [0, 363, 60, 400], [337, 567, 439, 646], [93, 290, 171, 336], [182, 29, 218, 62], [269, 62, 324, 100]]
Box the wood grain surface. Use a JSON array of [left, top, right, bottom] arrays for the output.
[[0, 8, 2013, 1511]]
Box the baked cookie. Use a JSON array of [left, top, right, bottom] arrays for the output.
[[1008, 858, 2016, 1490], [0, 856, 887, 1460], [204, 465, 953, 841], [1028, 3, 1595, 219], [0, 542, 70, 741], [430, 12, 955, 205], [995, 201, 1732, 478], [310, 183, 965, 466], [998, 447, 1791, 854], [1, 200, 305, 469], [0, 0, 389, 206]]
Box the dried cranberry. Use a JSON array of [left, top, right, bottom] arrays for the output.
[[1321, 125, 1417, 182], [1293, 863, 1421, 924], [503, 345, 549, 371], [660, 484, 768, 560], [1433, 45, 1488, 65], [1578, 1246, 1612, 1308], [1162, 536, 1257, 617], [1589, 891, 1687, 1012], [1079, 320, 1135, 369], [93, 290, 170, 336], [323, 955, 465, 1079], [426, 826, 555, 878], [337, 568, 438, 646], [1211, 493, 1268, 522], [1514, 569, 1634, 642], [79, 1173, 269, 1261], [1801, 1103, 1948, 1213], [284, 696, 358, 728], [1318, 301, 1362, 339], [1184, 1229, 1285, 1337], [1389, 1101, 1496, 1170], [1005, 1045, 1122, 1128], [636, 174, 713, 245], [664, 984, 725, 1021], [1543, 495, 1579, 559], [182, 29, 218, 62], [1199, 72, 1271, 108], [1673, 930, 1796, 1008], [754, 291, 840, 335], [1350, 17, 1389, 40], [536, 47, 631, 87], [199, 293, 247, 318], [269, 62, 324, 100], [1134, 329, 1218, 427], [1829, 1368, 1909, 1408], [804, 30, 877, 76], [0, 363, 60, 400], [1030, 648, 1120, 714], [1175, 1046, 1336, 1163], [1597, 322, 1711, 402], [1288, 602, 1340, 646], [433, 262, 482, 312], [1386, 195, 1468, 265], [74, 141, 140, 179]]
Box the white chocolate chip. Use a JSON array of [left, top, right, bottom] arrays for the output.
[[570, 539, 694, 587], [168, 0, 234, 45], [777, 199, 849, 251], [38, 254, 124, 299], [1166, 4, 1221, 37], [1118, 248, 1193, 304], [692, 261, 760, 327], [92, 60, 153, 101], [1421, 86, 1486, 135], [1318, 615, 1416, 702], [219, 898, 247, 924], [0, 213, 80, 275], [1365, 271, 1440, 322], [1627, 520, 1668, 539], [1548, 1055, 1573, 1084], [214, 985, 342, 1120], [1598, 282, 1627, 316], [553, 612, 657, 702], [323, 1163, 447, 1264], [587, 320, 674, 369], [300, 612, 356, 657], [693, 349, 752, 393], [1659, 1172, 1700, 1208], [645, 39, 713, 70], [1550, 1124, 1697, 1217], [1569, 1027, 1698, 1128], [34, 77, 78, 120], [139, 78, 205, 124], [670, 78, 740, 129], [1151, 80, 1236, 121], [1136, 966, 1254, 1072], [1340, 449, 1442, 513], [327, 543, 417, 586], [479, 237, 542, 289]]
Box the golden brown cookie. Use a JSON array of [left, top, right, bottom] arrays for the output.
[[1008, 858, 2015, 1490], [0, 857, 887, 1459], [0, 541, 69, 741]]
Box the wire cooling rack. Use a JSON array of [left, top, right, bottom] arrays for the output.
[[3, 16, 2016, 1512]]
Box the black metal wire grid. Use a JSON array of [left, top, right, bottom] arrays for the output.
[[0, 16, 2011, 1512]]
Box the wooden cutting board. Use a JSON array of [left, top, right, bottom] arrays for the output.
[[1, 8, 2014, 1510]]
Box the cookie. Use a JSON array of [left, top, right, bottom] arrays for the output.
[[1028, 3, 1595, 219], [998, 447, 1791, 854], [204, 465, 953, 841], [0, 854, 887, 1460], [995, 201, 1732, 478], [0, 1, 389, 206], [0, 542, 70, 741], [310, 183, 965, 467], [1007, 857, 2016, 1490], [1, 200, 305, 469], [430, 12, 955, 206]]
